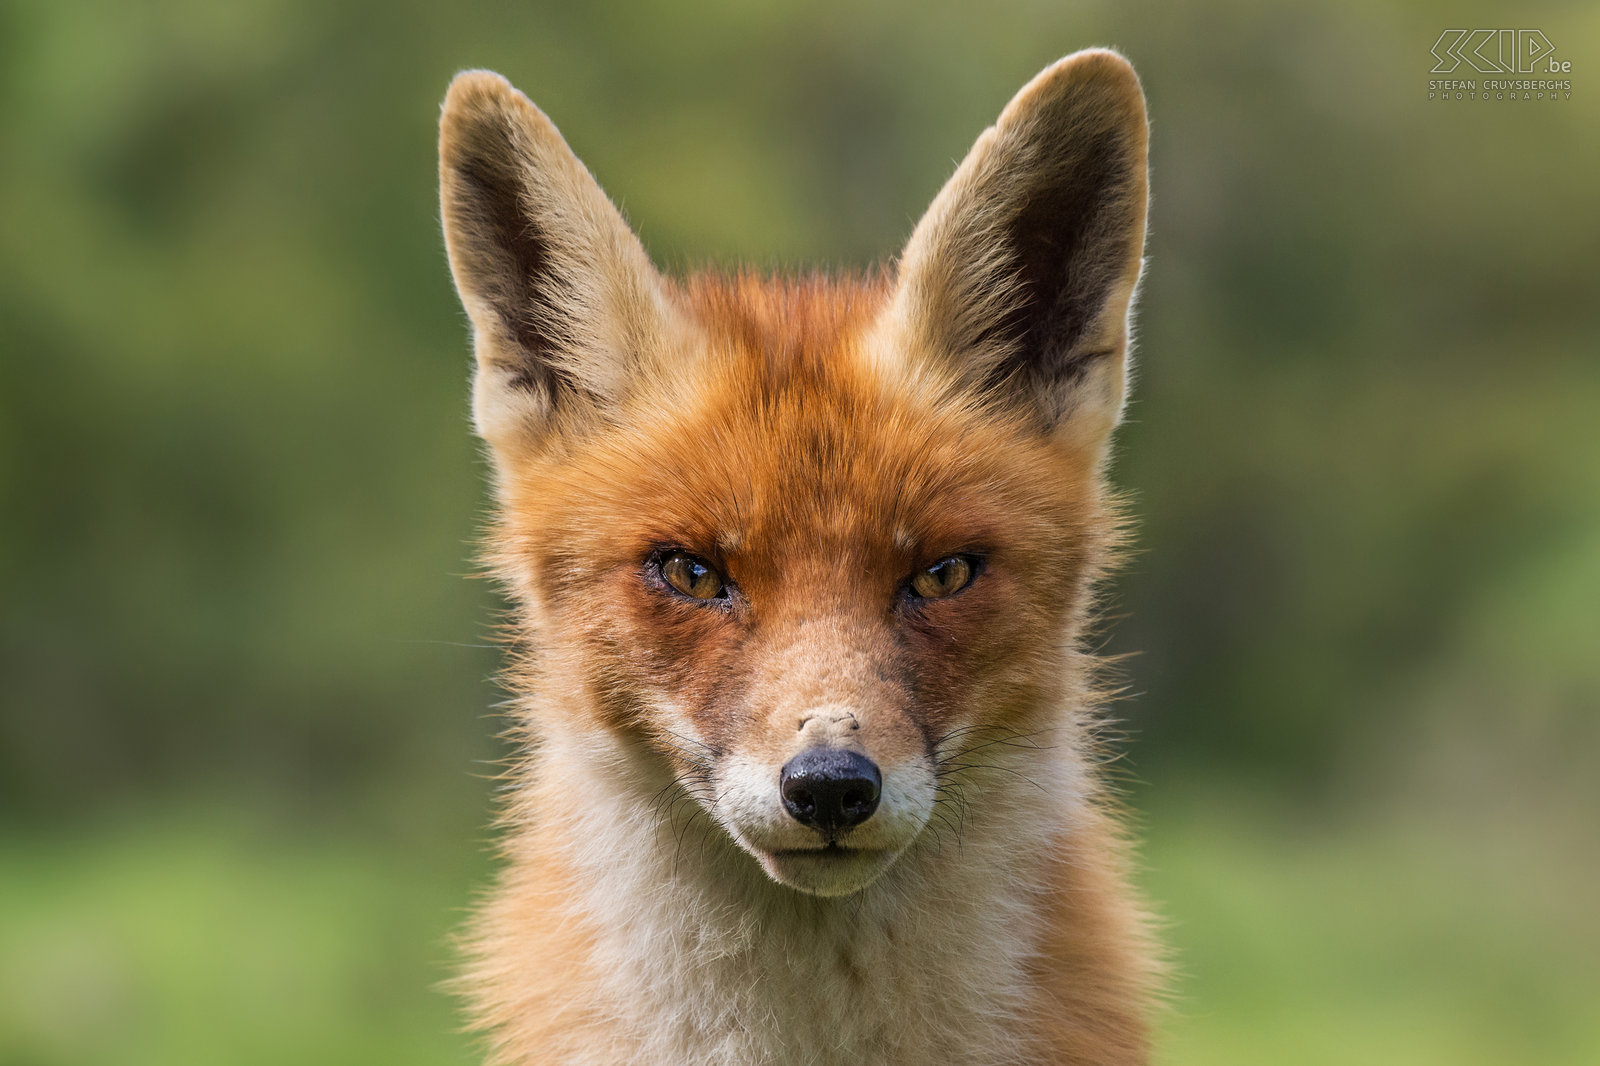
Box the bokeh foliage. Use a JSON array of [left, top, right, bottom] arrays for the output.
[[2, 0, 1596, 1062]]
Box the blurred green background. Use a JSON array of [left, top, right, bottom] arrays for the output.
[[2, 0, 1597, 1062]]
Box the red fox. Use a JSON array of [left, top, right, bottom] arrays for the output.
[[439, 48, 1159, 1065]]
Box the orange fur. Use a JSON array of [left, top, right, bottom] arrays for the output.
[[441, 49, 1160, 1065]]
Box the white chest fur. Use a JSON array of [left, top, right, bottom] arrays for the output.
[[537, 729, 1082, 1066]]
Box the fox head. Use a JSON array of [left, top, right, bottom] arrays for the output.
[[440, 51, 1148, 897]]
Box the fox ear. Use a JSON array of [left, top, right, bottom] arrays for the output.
[[439, 71, 672, 455], [887, 50, 1149, 451]]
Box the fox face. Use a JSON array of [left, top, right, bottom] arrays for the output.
[[440, 52, 1148, 899]]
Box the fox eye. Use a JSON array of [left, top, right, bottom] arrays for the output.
[[658, 551, 727, 601], [909, 555, 978, 600]]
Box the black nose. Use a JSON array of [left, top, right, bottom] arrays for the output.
[[779, 749, 882, 834]]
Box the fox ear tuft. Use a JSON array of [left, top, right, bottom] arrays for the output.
[[439, 71, 671, 456], [887, 49, 1150, 451]]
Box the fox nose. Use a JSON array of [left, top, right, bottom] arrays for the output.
[[779, 749, 882, 834]]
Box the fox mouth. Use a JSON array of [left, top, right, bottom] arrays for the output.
[[753, 841, 898, 896], [770, 843, 863, 859]]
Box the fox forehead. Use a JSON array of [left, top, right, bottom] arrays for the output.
[[495, 273, 1105, 604]]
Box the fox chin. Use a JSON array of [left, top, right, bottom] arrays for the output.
[[439, 47, 1163, 1066]]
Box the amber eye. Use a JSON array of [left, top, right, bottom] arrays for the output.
[[909, 555, 977, 600], [658, 551, 727, 600]]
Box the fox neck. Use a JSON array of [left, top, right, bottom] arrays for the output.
[[521, 715, 1089, 1066]]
